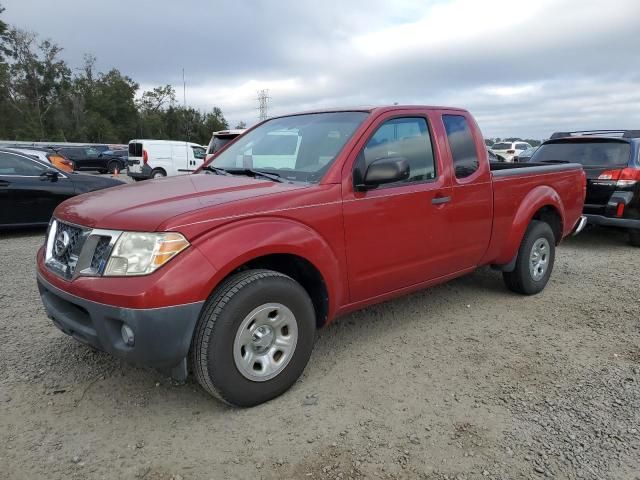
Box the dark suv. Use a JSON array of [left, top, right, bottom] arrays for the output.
[[529, 130, 640, 246], [55, 145, 112, 173]]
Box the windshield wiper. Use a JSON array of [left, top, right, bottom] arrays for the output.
[[539, 159, 571, 164], [224, 168, 285, 183], [202, 165, 231, 175]]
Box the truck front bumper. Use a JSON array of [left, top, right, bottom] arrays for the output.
[[584, 214, 640, 230], [37, 274, 204, 379]]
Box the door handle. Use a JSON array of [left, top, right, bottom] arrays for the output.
[[431, 195, 451, 205]]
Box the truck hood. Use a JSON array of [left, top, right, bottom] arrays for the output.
[[55, 173, 308, 231]]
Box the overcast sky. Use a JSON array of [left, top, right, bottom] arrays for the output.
[[4, 0, 640, 138]]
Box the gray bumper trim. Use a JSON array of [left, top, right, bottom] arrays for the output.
[[584, 214, 640, 230], [37, 274, 204, 378]]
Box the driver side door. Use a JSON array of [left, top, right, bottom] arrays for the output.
[[341, 114, 454, 302]]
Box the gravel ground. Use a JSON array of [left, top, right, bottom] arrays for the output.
[[0, 226, 638, 480]]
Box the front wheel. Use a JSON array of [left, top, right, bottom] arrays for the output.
[[191, 269, 316, 407], [503, 220, 555, 295]]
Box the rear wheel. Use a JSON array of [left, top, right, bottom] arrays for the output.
[[151, 169, 166, 179], [107, 160, 120, 174], [191, 269, 316, 407], [629, 229, 640, 247], [503, 220, 555, 295]]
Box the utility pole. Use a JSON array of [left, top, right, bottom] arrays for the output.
[[257, 89, 270, 121], [183, 68, 190, 141]]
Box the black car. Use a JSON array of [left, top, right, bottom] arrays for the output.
[[54, 145, 113, 173], [530, 130, 640, 246], [0, 149, 124, 228]]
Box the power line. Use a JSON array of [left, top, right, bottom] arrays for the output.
[[257, 89, 271, 121]]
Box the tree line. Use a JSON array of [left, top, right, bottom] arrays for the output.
[[0, 5, 236, 145]]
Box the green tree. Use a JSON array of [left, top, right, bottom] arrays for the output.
[[4, 28, 71, 140]]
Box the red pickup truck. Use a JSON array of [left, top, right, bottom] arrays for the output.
[[37, 106, 586, 406]]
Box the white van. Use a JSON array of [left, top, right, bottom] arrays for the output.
[[127, 140, 206, 180]]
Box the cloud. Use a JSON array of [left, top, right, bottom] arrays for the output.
[[4, 0, 640, 137]]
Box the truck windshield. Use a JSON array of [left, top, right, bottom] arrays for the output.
[[207, 112, 369, 183], [532, 140, 630, 167]]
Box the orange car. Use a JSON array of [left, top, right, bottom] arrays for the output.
[[8, 148, 75, 172], [47, 152, 75, 172]]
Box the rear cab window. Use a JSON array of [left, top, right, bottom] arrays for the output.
[[442, 115, 480, 179]]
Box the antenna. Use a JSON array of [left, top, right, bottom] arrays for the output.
[[257, 89, 270, 121]]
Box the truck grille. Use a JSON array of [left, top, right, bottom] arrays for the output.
[[90, 236, 112, 272], [45, 220, 120, 280], [49, 222, 89, 279]]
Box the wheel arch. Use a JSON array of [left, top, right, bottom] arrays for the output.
[[193, 217, 344, 327], [492, 186, 565, 268]]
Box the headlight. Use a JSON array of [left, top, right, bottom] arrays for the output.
[[103, 232, 190, 276]]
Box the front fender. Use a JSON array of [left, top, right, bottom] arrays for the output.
[[192, 217, 345, 318], [496, 186, 565, 265]]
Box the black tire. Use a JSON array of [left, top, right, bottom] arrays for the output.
[[503, 220, 555, 295], [191, 269, 316, 407], [629, 230, 640, 247], [151, 169, 166, 179], [107, 160, 120, 174]]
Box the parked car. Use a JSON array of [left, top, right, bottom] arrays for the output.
[[530, 130, 640, 246], [487, 148, 506, 162], [205, 129, 245, 162], [127, 140, 207, 180], [490, 141, 533, 162], [5, 147, 75, 173], [0, 149, 124, 228], [37, 106, 586, 406], [55, 145, 112, 173], [98, 149, 128, 173], [513, 146, 538, 163]]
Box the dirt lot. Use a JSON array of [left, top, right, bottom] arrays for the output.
[[1, 227, 639, 480]]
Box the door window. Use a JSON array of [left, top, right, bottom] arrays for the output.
[[192, 146, 206, 159], [85, 147, 100, 157], [0, 152, 48, 176], [356, 117, 436, 186], [442, 115, 480, 179]]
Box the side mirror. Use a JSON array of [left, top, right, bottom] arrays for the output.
[[40, 170, 59, 182], [356, 157, 410, 191]]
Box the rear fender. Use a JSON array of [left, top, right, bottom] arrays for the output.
[[495, 186, 565, 266], [192, 217, 344, 317]]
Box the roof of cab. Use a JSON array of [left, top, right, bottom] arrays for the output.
[[268, 105, 468, 119]]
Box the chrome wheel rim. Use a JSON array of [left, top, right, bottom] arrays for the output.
[[233, 303, 298, 382], [529, 237, 550, 281]]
